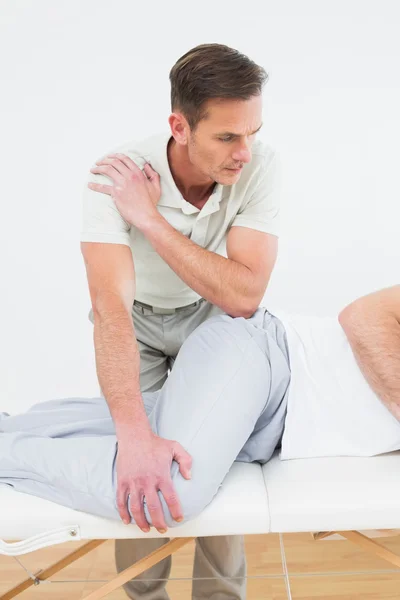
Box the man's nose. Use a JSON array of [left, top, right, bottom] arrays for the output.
[[232, 143, 252, 164]]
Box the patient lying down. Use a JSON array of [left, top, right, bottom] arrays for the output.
[[0, 285, 399, 531]]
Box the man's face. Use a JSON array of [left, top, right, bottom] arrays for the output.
[[186, 95, 263, 185]]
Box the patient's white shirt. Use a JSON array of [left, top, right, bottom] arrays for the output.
[[270, 310, 400, 459]]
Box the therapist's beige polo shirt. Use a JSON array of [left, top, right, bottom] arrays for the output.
[[81, 131, 281, 309]]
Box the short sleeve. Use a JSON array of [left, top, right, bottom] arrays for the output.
[[80, 168, 131, 247], [231, 151, 281, 236]]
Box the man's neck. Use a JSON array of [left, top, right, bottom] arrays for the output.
[[167, 137, 216, 209]]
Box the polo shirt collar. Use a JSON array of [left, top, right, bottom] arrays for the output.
[[148, 132, 224, 216]]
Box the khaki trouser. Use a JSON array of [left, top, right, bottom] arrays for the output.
[[92, 298, 247, 600]]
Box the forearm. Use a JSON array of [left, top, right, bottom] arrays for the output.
[[141, 216, 257, 317], [93, 306, 151, 437], [339, 308, 400, 421]]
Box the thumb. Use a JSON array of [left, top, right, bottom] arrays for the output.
[[172, 442, 192, 480]]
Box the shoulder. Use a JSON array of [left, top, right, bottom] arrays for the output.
[[93, 131, 168, 169]]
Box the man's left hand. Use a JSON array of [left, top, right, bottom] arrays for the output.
[[88, 153, 161, 230]]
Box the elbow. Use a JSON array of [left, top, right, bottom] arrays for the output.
[[236, 294, 261, 319], [240, 303, 259, 319], [226, 301, 259, 320], [338, 299, 370, 340], [227, 296, 261, 319], [339, 297, 398, 342], [92, 292, 132, 318], [338, 304, 357, 331]]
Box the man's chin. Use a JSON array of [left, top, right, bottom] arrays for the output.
[[216, 168, 243, 185]]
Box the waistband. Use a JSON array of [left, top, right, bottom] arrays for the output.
[[133, 298, 205, 315]]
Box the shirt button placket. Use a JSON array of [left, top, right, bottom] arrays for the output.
[[190, 215, 210, 248]]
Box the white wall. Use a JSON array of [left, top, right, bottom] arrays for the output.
[[1, 0, 399, 411]]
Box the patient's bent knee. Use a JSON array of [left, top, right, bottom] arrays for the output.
[[162, 467, 216, 529]]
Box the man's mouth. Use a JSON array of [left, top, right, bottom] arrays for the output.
[[225, 166, 243, 173]]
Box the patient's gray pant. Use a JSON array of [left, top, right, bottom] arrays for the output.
[[0, 309, 290, 597]]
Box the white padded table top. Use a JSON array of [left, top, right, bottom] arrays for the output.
[[0, 462, 269, 542], [2, 452, 400, 548], [263, 450, 400, 533]]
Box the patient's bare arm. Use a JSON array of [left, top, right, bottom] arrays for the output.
[[338, 285, 400, 422]]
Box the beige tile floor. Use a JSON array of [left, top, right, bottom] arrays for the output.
[[1, 533, 400, 599]]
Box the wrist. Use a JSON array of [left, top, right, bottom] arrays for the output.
[[116, 418, 152, 439], [117, 427, 154, 443], [138, 211, 166, 237], [113, 401, 151, 437]]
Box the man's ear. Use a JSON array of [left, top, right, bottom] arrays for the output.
[[168, 112, 189, 145]]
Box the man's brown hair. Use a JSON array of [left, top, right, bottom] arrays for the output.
[[169, 43, 268, 130]]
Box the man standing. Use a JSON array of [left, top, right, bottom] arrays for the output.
[[80, 43, 280, 600]]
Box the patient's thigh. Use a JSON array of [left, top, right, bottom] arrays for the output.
[[146, 315, 271, 526]]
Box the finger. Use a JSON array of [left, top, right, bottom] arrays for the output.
[[95, 156, 133, 179], [173, 443, 192, 480], [128, 490, 151, 533], [90, 164, 124, 184], [116, 483, 130, 524], [159, 478, 184, 523], [143, 162, 160, 182], [87, 182, 113, 195], [111, 153, 148, 179], [144, 488, 167, 533]]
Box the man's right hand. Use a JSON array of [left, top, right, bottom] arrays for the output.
[[115, 430, 192, 533]]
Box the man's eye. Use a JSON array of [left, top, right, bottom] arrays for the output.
[[219, 136, 233, 142]]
